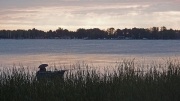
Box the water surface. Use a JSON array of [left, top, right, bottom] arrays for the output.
[[0, 39, 179, 68]]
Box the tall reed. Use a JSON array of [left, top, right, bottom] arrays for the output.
[[1, 60, 180, 101]]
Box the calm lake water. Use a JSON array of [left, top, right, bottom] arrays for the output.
[[0, 39, 180, 68]]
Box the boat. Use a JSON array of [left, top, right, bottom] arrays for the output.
[[36, 64, 67, 80]]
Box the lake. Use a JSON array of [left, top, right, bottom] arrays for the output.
[[0, 39, 180, 69]]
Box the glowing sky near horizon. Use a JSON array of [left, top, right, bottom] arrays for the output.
[[0, 0, 180, 31]]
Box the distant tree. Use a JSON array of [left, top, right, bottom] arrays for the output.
[[0, 26, 180, 39], [107, 27, 115, 35], [86, 28, 108, 39], [115, 29, 123, 37], [131, 27, 139, 39], [149, 27, 159, 39], [56, 27, 63, 38], [160, 26, 166, 32], [76, 28, 87, 39]]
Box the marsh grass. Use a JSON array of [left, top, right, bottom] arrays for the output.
[[1, 60, 180, 101]]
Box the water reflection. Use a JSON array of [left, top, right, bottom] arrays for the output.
[[0, 53, 178, 69], [1, 40, 180, 69]]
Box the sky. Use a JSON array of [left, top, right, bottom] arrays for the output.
[[0, 0, 180, 31]]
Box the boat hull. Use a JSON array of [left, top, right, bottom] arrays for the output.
[[36, 70, 66, 80]]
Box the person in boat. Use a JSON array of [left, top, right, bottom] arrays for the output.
[[38, 64, 48, 72], [36, 64, 68, 81], [36, 64, 48, 80], [39, 67, 46, 72]]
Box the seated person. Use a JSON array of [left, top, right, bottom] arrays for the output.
[[38, 64, 48, 72], [39, 67, 46, 72]]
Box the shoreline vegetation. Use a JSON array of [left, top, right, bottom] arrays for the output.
[[1, 60, 180, 101], [1, 26, 180, 40]]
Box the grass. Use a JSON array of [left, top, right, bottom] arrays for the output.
[[1, 59, 180, 101]]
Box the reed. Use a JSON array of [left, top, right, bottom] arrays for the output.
[[1, 60, 180, 101]]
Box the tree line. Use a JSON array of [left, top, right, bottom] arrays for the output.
[[0, 26, 180, 39]]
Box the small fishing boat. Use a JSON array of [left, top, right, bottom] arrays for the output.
[[36, 64, 67, 80]]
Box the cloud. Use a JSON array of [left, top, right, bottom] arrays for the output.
[[144, 2, 180, 13], [0, 0, 180, 31], [0, 0, 174, 8]]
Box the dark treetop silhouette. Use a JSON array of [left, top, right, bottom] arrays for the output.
[[0, 26, 180, 39]]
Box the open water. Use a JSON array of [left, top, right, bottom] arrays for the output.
[[0, 39, 180, 68]]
